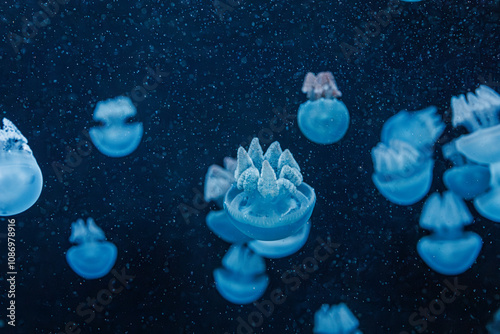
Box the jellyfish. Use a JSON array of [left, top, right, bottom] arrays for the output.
[[451, 85, 500, 164], [224, 138, 316, 241], [474, 162, 500, 222], [0, 118, 43, 216], [487, 308, 500, 334], [298, 72, 349, 144], [313, 303, 362, 334], [443, 164, 491, 200], [213, 244, 269, 304], [371, 107, 444, 205], [66, 218, 117, 279], [417, 191, 482, 275], [89, 96, 143, 157]]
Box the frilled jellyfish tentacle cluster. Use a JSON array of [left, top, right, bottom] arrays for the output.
[[371, 107, 444, 205], [417, 191, 482, 275], [298, 72, 350, 144], [313, 303, 362, 334], [0, 118, 43, 216], [443, 85, 500, 222]]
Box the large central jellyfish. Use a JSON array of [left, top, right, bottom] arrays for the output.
[[66, 218, 118, 279], [0, 118, 43, 216], [371, 107, 444, 205], [224, 138, 316, 241], [417, 191, 482, 275], [89, 96, 143, 157], [298, 72, 350, 144]]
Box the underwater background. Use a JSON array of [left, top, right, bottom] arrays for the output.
[[0, 0, 500, 333]]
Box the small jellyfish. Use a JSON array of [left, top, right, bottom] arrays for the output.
[[205, 157, 237, 207], [298, 72, 349, 144], [487, 308, 500, 334], [417, 192, 482, 275], [224, 138, 316, 241], [474, 162, 500, 222], [89, 96, 143, 157], [213, 244, 269, 304], [313, 303, 362, 334], [451, 85, 500, 164], [66, 218, 117, 279], [371, 107, 444, 205], [0, 118, 43, 216]]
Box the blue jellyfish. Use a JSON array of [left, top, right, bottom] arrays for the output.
[[474, 162, 500, 222], [371, 107, 444, 205], [0, 118, 43, 216], [417, 192, 482, 275], [443, 164, 491, 200], [224, 138, 316, 241], [213, 244, 269, 304], [66, 218, 117, 279], [451, 85, 500, 164], [298, 72, 349, 144], [313, 303, 362, 334], [487, 308, 500, 334], [89, 96, 143, 157]]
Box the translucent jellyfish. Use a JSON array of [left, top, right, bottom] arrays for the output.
[[213, 244, 269, 304], [474, 162, 500, 222], [298, 72, 349, 144], [313, 303, 362, 334], [205, 157, 236, 207], [371, 107, 444, 205], [451, 85, 500, 164], [487, 308, 500, 334], [89, 96, 143, 157], [417, 192, 482, 275], [66, 218, 118, 279], [0, 118, 43, 216], [224, 138, 316, 241], [443, 164, 490, 200]]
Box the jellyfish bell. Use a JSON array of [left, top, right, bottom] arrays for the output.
[[0, 118, 43, 216], [474, 162, 500, 222], [213, 244, 269, 304], [89, 96, 143, 158], [224, 138, 316, 241], [371, 140, 433, 205], [66, 218, 117, 279], [298, 72, 349, 145], [443, 164, 491, 200], [451, 85, 500, 164], [206, 210, 252, 244], [248, 220, 311, 258]]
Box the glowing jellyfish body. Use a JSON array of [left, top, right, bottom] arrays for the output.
[[417, 192, 482, 275], [0, 118, 43, 216], [213, 244, 269, 304], [474, 162, 500, 222], [66, 218, 117, 279], [298, 72, 349, 144], [224, 138, 316, 241], [443, 164, 490, 200], [89, 96, 143, 157], [372, 107, 444, 205], [313, 303, 362, 334]]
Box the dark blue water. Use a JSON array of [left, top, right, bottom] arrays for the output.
[[0, 0, 499, 333]]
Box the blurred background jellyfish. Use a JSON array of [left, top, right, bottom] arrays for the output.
[[371, 107, 444, 205], [487, 308, 500, 334], [66, 218, 118, 279], [224, 138, 316, 241], [417, 191, 482, 275], [89, 96, 143, 157], [0, 118, 43, 216], [298, 72, 349, 144], [204, 157, 251, 244], [313, 303, 362, 334], [213, 244, 268, 304]]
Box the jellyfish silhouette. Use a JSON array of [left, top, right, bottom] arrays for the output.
[[213, 244, 269, 304], [313, 303, 362, 334], [224, 138, 316, 241], [0, 118, 43, 216], [417, 192, 482, 275], [298, 72, 349, 144], [89, 96, 143, 157], [66, 218, 117, 279], [371, 107, 444, 205], [487, 308, 500, 334]]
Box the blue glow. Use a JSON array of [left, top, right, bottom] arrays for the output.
[[443, 164, 490, 200], [417, 192, 482, 275], [474, 162, 500, 222], [0, 118, 43, 216], [89, 96, 143, 157], [313, 303, 361, 334], [66, 218, 118, 279], [213, 244, 268, 304], [224, 138, 316, 241], [206, 210, 251, 244]]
